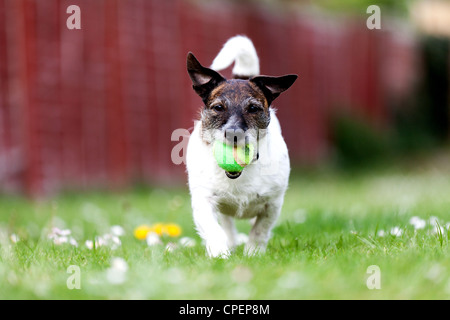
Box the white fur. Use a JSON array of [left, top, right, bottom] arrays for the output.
[[210, 35, 260, 77]]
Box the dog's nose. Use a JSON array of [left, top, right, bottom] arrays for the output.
[[224, 114, 247, 144], [224, 127, 246, 144]]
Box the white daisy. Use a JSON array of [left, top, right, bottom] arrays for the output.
[[390, 227, 403, 237], [409, 216, 426, 230]]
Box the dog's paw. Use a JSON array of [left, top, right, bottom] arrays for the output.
[[206, 242, 230, 259]]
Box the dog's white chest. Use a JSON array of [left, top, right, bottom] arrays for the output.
[[215, 191, 268, 219]]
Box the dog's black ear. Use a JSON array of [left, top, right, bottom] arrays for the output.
[[250, 74, 298, 105], [187, 52, 226, 102]]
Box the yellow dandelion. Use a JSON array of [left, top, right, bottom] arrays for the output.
[[150, 223, 165, 236], [164, 223, 182, 237], [133, 225, 152, 240]]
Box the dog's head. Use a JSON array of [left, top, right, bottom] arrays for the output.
[[187, 52, 297, 170], [187, 53, 297, 143]]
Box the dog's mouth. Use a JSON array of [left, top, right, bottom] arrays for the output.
[[225, 171, 242, 179]]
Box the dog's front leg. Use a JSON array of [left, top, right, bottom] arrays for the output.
[[244, 197, 283, 255], [191, 192, 230, 258], [218, 214, 238, 249]]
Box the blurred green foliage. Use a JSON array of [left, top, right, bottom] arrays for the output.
[[330, 112, 392, 168], [236, 0, 412, 16], [311, 0, 411, 16], [391, 36, 449, 153], [331, 35, 450, 169]]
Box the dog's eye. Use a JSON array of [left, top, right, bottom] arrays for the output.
[[247, 104, 262, 113], [211, 105, 225, 112]]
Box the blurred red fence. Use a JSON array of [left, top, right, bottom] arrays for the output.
[[0, 0, 418, 196]]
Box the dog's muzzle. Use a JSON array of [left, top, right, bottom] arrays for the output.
[[223, 147, 259, 179], [225, 171, 242, 179]]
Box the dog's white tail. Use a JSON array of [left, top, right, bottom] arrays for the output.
[[210, 35, 259, 78]]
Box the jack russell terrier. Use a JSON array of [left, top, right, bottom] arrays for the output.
[[186, 35, 297, 257]]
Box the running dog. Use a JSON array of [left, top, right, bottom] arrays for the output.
[[186, 35, 297, 257]]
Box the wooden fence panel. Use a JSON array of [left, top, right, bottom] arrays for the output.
[[0, 0, 419, 196]]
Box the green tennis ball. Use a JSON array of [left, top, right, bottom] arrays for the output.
[[213, 141, 255, 172]]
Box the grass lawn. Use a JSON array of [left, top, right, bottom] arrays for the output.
[[1, 157, 450, 300]]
